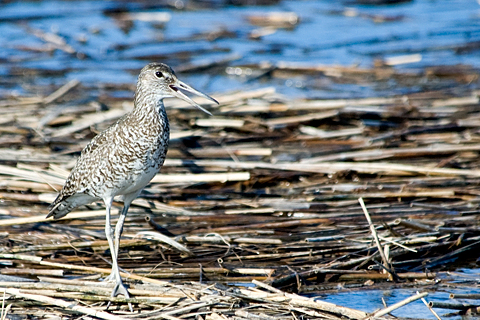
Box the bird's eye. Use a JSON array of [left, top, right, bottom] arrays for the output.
[[155, 71, 164, 78]]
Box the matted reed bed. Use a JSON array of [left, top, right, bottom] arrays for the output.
[[0, 64, 479, 318]]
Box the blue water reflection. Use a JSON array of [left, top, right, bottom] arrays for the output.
[[0, 0, 478, 98]]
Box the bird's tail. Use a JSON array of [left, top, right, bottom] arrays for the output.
[[47, 193, 96, 220], [47, 196, 73, 220]]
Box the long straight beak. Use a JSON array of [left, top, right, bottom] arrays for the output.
[[169, 80, 218, 116]]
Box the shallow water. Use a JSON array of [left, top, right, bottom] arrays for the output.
[[316, 268, 480, 319], [325, 288, 469, 319], [1, 0, 479, 99]]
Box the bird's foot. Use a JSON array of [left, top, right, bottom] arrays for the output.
[[106, 281, 133, 312], [103, 272, 115, 282]]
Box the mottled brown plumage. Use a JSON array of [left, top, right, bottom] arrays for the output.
[[47, 63, 218, 310]]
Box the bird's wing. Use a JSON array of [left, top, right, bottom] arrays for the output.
[[48, 120, 122, 210], [79, 120, 119, 157]]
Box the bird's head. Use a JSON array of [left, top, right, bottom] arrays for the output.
[[137, 63, 218, 115]]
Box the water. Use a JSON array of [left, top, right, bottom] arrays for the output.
[[0, 0, 479, 98], [324, 289, 451, 319], [316, 268, 480, 319]]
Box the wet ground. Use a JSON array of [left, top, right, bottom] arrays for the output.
[[1, 0, 480, 319]]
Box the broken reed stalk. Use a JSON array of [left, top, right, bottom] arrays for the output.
[[42, 79, 80, 106], [0, 253, 172, 287], [251, 280, 367, 319], [366, 292, 428, 319], [358, 197, 395, 279], [450, 293, 480, 299], [0, 210, 110, 226], [418, 291, 442, 320], [0, 288, 123, 320], [428, 301, 480, 310]]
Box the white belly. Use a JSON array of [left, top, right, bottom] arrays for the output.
[[119, 166, 158, 195]]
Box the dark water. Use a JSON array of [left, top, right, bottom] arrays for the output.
[[1, 0, 480, 318]]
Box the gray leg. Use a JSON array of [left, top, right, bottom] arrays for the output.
[[112, 191, 140, 262], [104, 198, 117, 280], [103, 202, 130, 281], [113, 202, 130, 259], [104, 197, 133, 312], [104, 202, 129, 282]]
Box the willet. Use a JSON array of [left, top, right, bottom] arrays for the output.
[[47, 62, 218, 310]]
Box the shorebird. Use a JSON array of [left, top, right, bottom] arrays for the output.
[[47, 63, 218, 310]]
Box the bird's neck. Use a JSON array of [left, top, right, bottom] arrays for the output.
[[131, 92, 169, 133]]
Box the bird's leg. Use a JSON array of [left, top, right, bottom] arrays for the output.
[[104, 198, 133, 312], [111, 192, 139, 267], [114, 202, 130, 261], [104, 202, 130, 282], [111, 191, 140, 266], [104, 199, 117, 281]]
